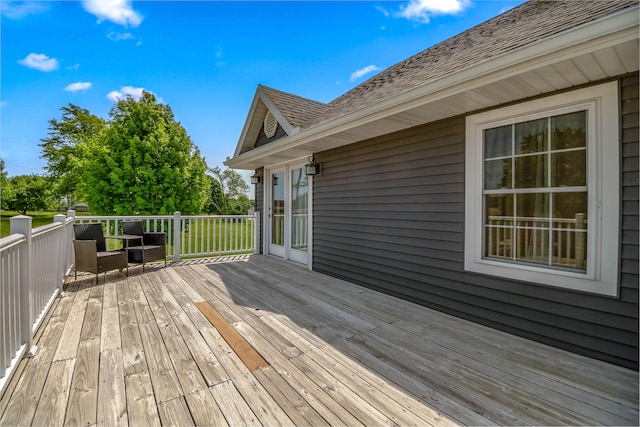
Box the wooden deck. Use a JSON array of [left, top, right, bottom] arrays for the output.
[[0, 255, 637, 426]]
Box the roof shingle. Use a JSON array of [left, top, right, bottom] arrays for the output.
[[261, 0, 637, 132]]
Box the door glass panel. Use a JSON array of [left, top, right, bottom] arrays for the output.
[[271, 172, 284, 246], [291, 168, 308, 251]]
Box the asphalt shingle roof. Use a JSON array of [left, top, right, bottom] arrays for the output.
[[258, 85, 329, 130], [260, 0, 637, 133]]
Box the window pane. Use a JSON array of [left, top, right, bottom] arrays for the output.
[[516, 193, 549, 226], [514, 154, 547, 188], [551, 111, 586, 150], [485, 227, 512, 259], [484, 194, 514, 259], [552, 192, 587, 271], [485, 194, 514, 220], [551, 151, 586, 187], [291, 168, 308, 251], [516, 193, 550, 266], [552, 229, 587, 271], [484, 125, 512, 159], [484, 158, 511, 190], [515, 118, 547, 154], [516, 226, 549, 265], [271, 172, 285, 246], [553, 192, 587, 220]]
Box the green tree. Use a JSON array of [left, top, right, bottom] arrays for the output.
[[203, 174, 224, 214], [6, 174, 55, 214], [39, 104, 106, 208], [0, 159, 14, 210], [207, 166, 249, 214], [80, 92, 208, 215]]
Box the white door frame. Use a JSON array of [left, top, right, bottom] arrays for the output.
[[263, 159, 313, 269]]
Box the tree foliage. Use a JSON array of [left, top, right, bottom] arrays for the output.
[[79, 92, 208, 215], [207, 166, 250, 214], [4, 174, 55, 214], [0, 160, 13, 210], [39, 104, 106, 207]]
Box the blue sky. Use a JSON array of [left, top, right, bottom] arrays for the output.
[[1, 0, 525, 179]]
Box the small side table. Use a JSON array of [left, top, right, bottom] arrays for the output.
[[106, 234, 142, 262]]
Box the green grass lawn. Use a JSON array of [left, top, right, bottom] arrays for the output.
[[0, 210, 95, 238], [0, 210, 60, 238]]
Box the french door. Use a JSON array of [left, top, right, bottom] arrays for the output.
[[267, 163, 311, 267]]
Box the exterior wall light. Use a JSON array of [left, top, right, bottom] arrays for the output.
[[305, 155, 321, 176], [250, 173, 262, 185]]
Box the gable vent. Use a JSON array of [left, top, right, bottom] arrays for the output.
[[263, 110, 278, 138]]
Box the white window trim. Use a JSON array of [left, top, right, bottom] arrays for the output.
[[464, 81, 619, 296]]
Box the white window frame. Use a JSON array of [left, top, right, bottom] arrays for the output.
[[464, 82, 619, 296]]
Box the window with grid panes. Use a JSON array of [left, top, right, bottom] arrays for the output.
[[464, 82, 619, 296]]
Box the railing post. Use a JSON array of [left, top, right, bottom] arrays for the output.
[[173, 211, 181, 262], [254, 211, 260, 255], [575, 213, 586, 269], [10, 215, 36, 357], [54, 214, 67, 296]]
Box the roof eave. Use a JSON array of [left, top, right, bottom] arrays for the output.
[[226, 6, 639, 170]]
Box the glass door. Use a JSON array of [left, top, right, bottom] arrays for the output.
[[289, 167, 309, 264], [266, 164, 311, 267], [269, 170, 285, 257]]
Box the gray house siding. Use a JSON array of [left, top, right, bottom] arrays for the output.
[[312, 75, 639, 369]]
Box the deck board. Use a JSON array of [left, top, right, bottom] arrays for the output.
[[0, 255, 637, 426]]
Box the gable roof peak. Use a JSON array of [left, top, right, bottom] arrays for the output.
[[257, 85, 329, 130]]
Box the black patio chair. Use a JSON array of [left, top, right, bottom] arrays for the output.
[[73, 223, 128, 283], [122, 220, 167, 272]]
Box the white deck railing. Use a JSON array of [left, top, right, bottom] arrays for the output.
[[0, 214, 74, 397], [485, 213, 587, 269], [74, 211, 260, 261], [0, 210, 259, 397]]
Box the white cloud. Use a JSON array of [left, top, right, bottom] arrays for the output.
[[18, 53, 60, 72], [1, 1, 50, 19], [107, 31, 134, 41], [65, 82, 92, 92], [107, 85, 145, 102], [394, 0, 471, 24], [350, 65, 381, 82], [82, 0, 143, 27], [67, 63, 80, 71], [0, 101, 7, 108], [375, 5, 390, 18]]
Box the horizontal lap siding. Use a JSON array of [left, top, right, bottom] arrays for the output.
[[313, 76, 639, 369]]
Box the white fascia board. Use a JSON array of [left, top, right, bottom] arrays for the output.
[[232, 91, 263, 158], [226, 6, 638, 169]]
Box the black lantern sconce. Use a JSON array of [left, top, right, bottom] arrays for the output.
[[250, 173, 262, 185], [305, 155, 321, 176]]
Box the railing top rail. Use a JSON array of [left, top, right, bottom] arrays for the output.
[[32, 221, 64, 238], [488, 215, 587, 223], [76, 215, 174, 221], [0, 234, 27, 252], [181, 214, 255, 219]]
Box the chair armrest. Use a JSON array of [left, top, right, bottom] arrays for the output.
[[143, 233, 166, 246]]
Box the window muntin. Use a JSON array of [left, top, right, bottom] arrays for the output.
[[483, 111, 588, 271]]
